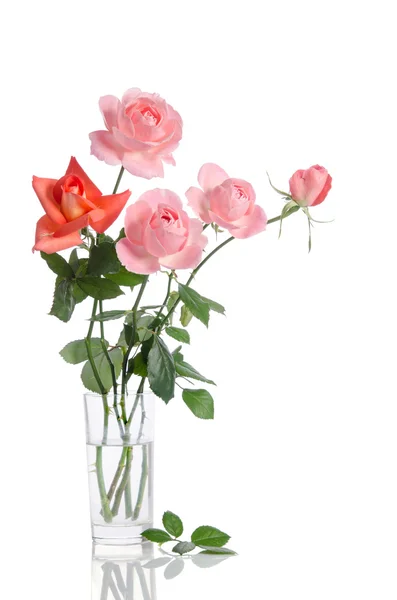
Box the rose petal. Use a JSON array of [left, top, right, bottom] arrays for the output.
[[142, 225, 167, 258], [90, 190, 131, 234], [33, 215, 82, 253], [122, 153, 164, 179], [32, 177, 65, 225], [60, 192, 91, 221], [53, 213, 90, 238], [64, 157, 102, 199], [138, 189, 183, 213], [209, 185, 232, 221], [187, 218, 208, 249], [124, 200, 153, 244], [112, 127, 151, 152], [198, 163, 229, 192], [185, 186, 211, 223], [160, 244, 204, 270], [121, 87, 143, 106], [229, 205, 268, 239], [99, 95, 121, 132], [89, 131, 124, 166], [116, 238, 160, 275]]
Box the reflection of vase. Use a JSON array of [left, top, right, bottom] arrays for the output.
[[85, 392, 155, 544], [92, 543, 156, 600]]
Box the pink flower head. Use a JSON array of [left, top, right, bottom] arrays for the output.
[[289, 165, 332, 207], [186, 163, 267, 239], [33, 157, 131, 254], [116, 189, 207, 275], [89, 88, 183, 180]]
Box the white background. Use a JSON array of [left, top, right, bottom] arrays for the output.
[[1, 0, 397, 597]]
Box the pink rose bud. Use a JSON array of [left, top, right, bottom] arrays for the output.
[[89, 89, 183, 180], [116, 189, 207, 275], [186, 163, 267, 239], [32, 157, 131, 254], [289, 165, 332, 207]]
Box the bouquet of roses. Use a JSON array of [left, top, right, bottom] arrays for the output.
[[33, 87, 332, 540]]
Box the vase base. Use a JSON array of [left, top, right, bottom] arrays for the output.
[[92, 522, 153, 546]]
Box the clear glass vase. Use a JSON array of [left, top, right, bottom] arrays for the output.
[[84, 391, 154, 545]]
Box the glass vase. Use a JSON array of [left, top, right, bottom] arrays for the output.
[[84, 391, 154, 545]]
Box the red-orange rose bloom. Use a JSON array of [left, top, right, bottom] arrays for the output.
[[33, 157, 131, 253]]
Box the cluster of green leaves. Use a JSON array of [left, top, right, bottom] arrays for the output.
[[42, 234, 145, 323], [177, 283, 225, 328], [44, 234, 227, 415], [142, 511, 236, 555]]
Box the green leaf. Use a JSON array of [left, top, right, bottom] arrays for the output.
[[141, 529, 173, 544], [180, 305, 193, 327], [41, 252, 74, 278], [167, 291, 179, 312], [105, 268, 146, 287], [91, 310, 128, 322], [60, 338, 105, 364], [72, 281, 88, 304], [178, 284, 210, 327], [81, 348, 123, 393], [137, 315, 155, 342], [172, 541, 196, 555], [199, 546, 237, 555], [116, 227, 126, 242], [87, 242, 120, 276], [75, 258, 88, 278], [132, 352, 148, 377], [182, 389, 214, 419], [49, 280, 76, 322], [124, 324, 134, 346], [77, 277, 124, 300], [172, 345, 184, 364], [200, 296, 226, 315], [175, 358, 215, 385], [163, 511, 183, 538], [165, 327, 190, 344], [97, 233, 114, 245], [191, 526, 230, 548], [148, 337, 176, 403], [69, 249, 79, 273]]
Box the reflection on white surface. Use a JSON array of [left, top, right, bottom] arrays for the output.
[[92, 543, 232, 599]]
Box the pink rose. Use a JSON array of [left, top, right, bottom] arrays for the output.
[[186, 163, 267, 239], [116, 189, 207, 275], [89, 88, 183, 180], [289, 165, 332, 207]]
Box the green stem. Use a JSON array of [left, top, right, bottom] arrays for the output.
[[111, 446, 133, 516], [112, 166, 125, 194], [155, 272, 173, 323], [124, 475, 133, 518], [121, 277, 149, 395], [96, 447, 113, 523], [133, 444, 148, 521], [85, 300, 107, 395], [101, 395, 109, 444], [126, 377, 146, 430], [99, 300, 118, 396], [105, 447, 128, 505], [158, 236, 234, 329]]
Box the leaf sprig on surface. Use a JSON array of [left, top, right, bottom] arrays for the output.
[[142, 511, 236, 556]]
